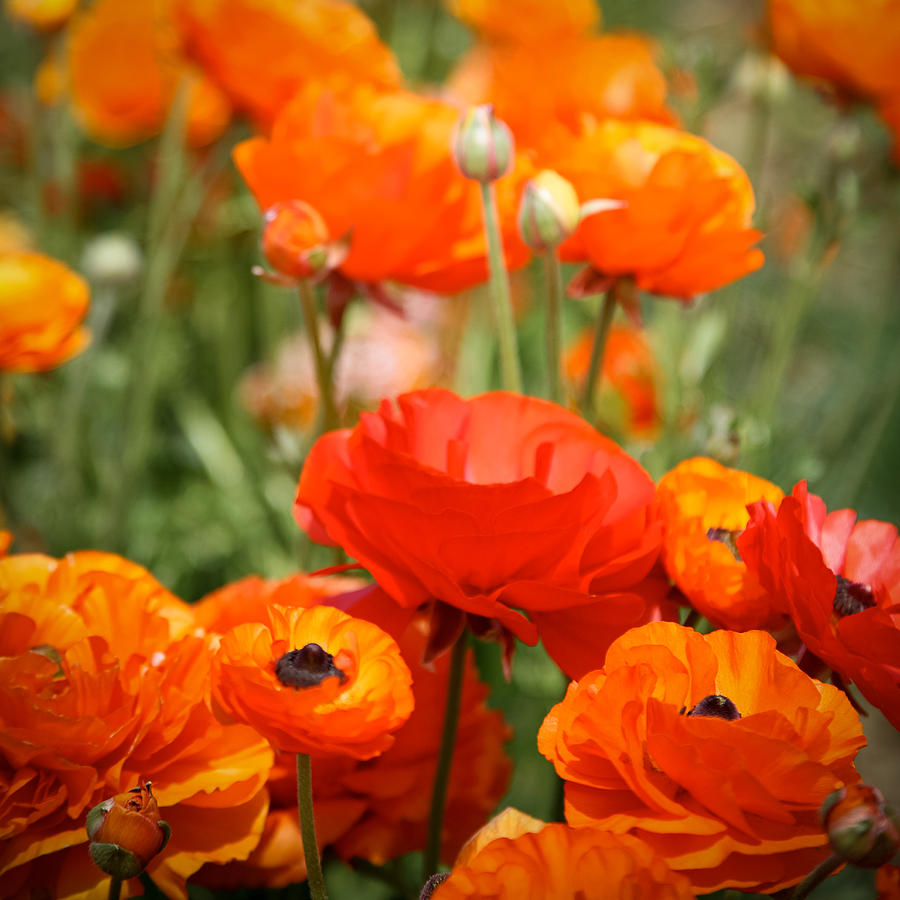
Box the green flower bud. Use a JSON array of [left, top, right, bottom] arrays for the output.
[[517, 170, 581, 252], [821, 783, 900, 868], [453, 105, 513, 183]]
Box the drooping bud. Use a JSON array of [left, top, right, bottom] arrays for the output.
[[260, 200, 335, 281], [87, 782, 170, 879], [517, 170, 580, 252], [452, 105, 513, 183], [821, 783, 900, 868]]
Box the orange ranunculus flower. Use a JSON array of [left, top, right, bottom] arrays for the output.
[[295, 388, 670, 679], [212, 603, 414, 758], [5, 0, 77, 30], [564, 322, 662, 439], [64, 0, 230, 147], [656, 457, 786, 631], [0, 251, 89, 372], [0, 551, 272, 900], [433, 807, 696, 900], [556, 120, 764, 300], [538, 621, 865, 894], [739, 481, 900, 730], [175, 0, 401, 131], [450, 0, 599, 44], [233, 82, 533, 295]]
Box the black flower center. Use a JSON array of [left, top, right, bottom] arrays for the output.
[[706, 527, 742, 562], [686, 694, 742, 720], [275, 643, 346, 689], [833, 575, 876, 618]]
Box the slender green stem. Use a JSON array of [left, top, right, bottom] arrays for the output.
[[581, 288, 616, 415], [296, 753, 328, 900], [478, 181, 522, 392], [790, 853, 842, 900], [543, 251, 564, 404], [681, 608, 702, 631], [298, 280, 340, 434], [424, 631, 468, 879], [107, 876, 122, 900]]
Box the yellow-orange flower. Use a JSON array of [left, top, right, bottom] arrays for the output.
[[176, 0, 401, 131], [64, 0, 230, 147], [556, 120, 763, 299], [0, 551, 272, 900], [212, 603, 414, 759], [538, 622, 865, 894], [656, 457, 786, 630], [434, 808, 696, 900], [5, 0, 77, 30], [0, 251, 89, 372]]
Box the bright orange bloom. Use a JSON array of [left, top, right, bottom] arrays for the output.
[[0, 251, 89, 372], [65, 0, 230, 147], [538, 622, 865, 894], [0, 551, 272, 900], [176, 0, 400, 131], [564, 323, 662, 438], [556, 120, 764, 300], [434, 808, 696, 900], [212, 603, 414, 758], [234, 82, 532, 294], [656, 457, 786, 631], [5, 0, 76, 29]]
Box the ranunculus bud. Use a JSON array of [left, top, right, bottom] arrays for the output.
[[81, 232, 143, 289], [517, 170, 580, 252], [261, 200, 332, 280], [821, 783, 900, 868], [452, 105, 513, 183], [87, 782, 171, 879]]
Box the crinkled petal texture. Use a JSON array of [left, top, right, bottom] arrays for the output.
[[0, 251, 90, 372], [435, 813, 695, 900], [537, 622, 865, 894], [212, 604, 414, 759], [657, 457, 786, 630], [233, 82, 532, 294], [176, 0, 400, 130], [294, 388, 667, 679], [0, 552, 272, 900], [739, 481, 900, 730], [556, 120, 763, 300], [64, 0, 230, 147]]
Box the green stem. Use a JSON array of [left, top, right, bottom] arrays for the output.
[[581, 288, 616, 415], [107, 876, 122, 900], [478, 181, 522, 392], [298, 280, 340, 434], [790, 853, 842, 900], [296, 753, 328, 900], [424, 631, 468, 879], [543, 251, 564, 404]]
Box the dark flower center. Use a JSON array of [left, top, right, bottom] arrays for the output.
[[686, 694, 742, 720], [706, 527, 742, 562], [833, 575, 876, 617], [275, 643, 346, 689]]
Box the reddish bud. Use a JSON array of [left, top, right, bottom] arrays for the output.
[[261, 200, 332, 280], [821, 783, 900, 868]]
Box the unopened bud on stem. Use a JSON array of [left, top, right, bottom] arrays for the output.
[[453, 105, 513, 183], [518, 170, 580, 252]]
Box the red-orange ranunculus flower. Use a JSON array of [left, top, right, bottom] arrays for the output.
[[64, 0, 230, 147], [0, 551, 272, 900], [538, 621, 865, 894], [0, 251, 89, 372], [656, 457, 787, 631], [176, 0, 401, 131], [234, 82, 532, 295], [433, 808, 696, 900], [739, 481, 900, 730], [556, 120, 764, 300], [212, 603, 414, 758], [295, 388, 669, 679]]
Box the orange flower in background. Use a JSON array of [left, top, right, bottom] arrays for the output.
[[538, 622, 865, 894], [0, 251, 89, 372], [450, 0, 599, 44], [0, 551, 272, 900], [879, 865, 900, 900], [295, 388, 670, 679], [656, 457, 786, 631], [564, 322, 662, 438], [5, 0, 77, 30], [176, 0, 401, 131], [234, 82, 532, 295], [556, 120, 764, 300], [739, 481, 900, 730], [434, 808, 696, 900], [212, 603, 414, 758], [64, 0, 230, 147]]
